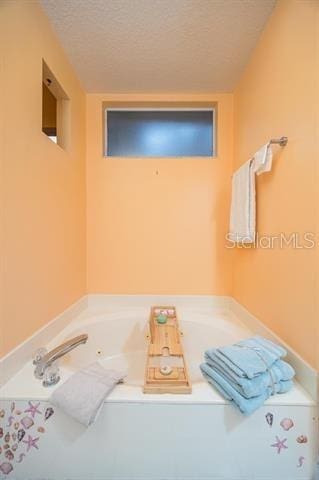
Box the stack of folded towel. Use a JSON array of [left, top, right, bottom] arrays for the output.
[[200, 336, 295, 415]]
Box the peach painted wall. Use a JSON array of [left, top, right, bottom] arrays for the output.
[[233, 0, 319, 368], [2, 0, 317, 372], [0, 1, 86, 356], [86, 94, 233, 295]]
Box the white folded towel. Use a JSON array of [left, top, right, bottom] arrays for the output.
[[229, 160, 255, 243], [50, 362, 126, 427], [253, 143, 273, 175]]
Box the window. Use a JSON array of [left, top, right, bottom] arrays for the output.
[[105, 109, 215, 157], [42, 61, 69, 148]]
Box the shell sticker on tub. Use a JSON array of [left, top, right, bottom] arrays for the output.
[[267, 414, 310, 470], [0, 402, 54, 476], [296, 435, 308, 444], [265, 412, 273, 427], [280, 417, 294, 431], [297, 456, 305, 468]]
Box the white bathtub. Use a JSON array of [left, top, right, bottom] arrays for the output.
[[58, 307, 254, 400], [0, 296, 317, 480]]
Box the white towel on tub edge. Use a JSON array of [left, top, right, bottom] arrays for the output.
[[50, 362, 126, 427]]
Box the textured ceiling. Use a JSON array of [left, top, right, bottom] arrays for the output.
[[40, 0, 276, 93]]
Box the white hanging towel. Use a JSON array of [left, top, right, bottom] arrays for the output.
[[229, 143, 273, 244], [253, 143, 273, 175], [229, 160, 255, 243]]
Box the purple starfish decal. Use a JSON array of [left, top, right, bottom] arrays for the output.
[[23, 435, 39, 452], [24, 401, 42, 418], [271, 436, 288, 454]]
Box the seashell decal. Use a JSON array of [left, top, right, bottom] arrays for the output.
[[0, 400, 53, 471], [16, 453, 25, 463], [297, 435, 308, 444], [21, 416, 34, 430], [44, 407, 54, 421], [6, 416, 14, 428], [265, 412, 273, 427], [5, 450, 14, 462], [0, 462, 13, 475], [17, 429, 25, 442], [280, 418, 294, 431], [297, 456, 305, 467]]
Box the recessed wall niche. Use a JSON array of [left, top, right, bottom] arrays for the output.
[[42, 60, 69, 149]]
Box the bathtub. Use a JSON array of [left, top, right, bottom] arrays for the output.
[[0, 296, 317, 480]]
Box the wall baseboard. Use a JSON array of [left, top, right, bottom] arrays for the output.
[[87, 293, 232, 310], [0, 296, 88, 386]]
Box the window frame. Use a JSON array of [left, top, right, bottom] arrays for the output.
[[103, 107, 217, 158]]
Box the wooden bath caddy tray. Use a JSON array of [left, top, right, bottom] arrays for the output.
[[144, 306, 192, 394]]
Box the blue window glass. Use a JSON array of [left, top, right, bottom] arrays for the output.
[[106, 110, 214, 157]]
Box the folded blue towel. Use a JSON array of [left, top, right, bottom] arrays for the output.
[[244, 336, 286, 357], [205, 350, 294, 383], [206, 336, 287, 379], [201, 337, 295, 415], [204, 354, 294, 398], [200, 362, 293, 415]]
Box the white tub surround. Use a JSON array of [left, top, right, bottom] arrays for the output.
[[0, 295, 317, 480], [0, 296, 88, 387], [0, 398, 316, 480]]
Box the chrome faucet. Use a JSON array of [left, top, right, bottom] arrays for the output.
[[33, 334, 88, 386]]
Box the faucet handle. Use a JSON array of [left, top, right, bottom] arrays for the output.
[[43, 364, 60, 387], [33, 348, 48, 365]]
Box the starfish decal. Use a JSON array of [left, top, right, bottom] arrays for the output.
[[23, 434, 39, 452], [271, 436, 288, 454], [24, 401, 42, 418]]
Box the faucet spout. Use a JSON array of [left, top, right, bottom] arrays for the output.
[[34, 334, 88, 380]]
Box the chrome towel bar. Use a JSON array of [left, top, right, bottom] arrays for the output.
[[270, 136, 288, 147]]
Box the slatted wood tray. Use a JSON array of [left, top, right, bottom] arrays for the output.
[[144, 306, 192, 394]]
